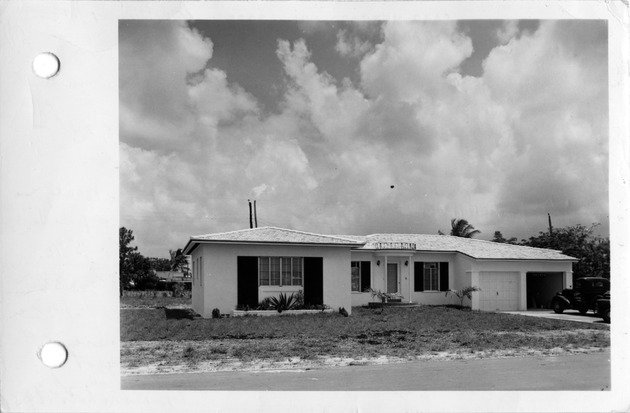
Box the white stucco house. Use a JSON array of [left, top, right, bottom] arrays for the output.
[[182, 227, 577, 318]]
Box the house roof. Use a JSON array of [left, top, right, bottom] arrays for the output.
[[183, 227, 576, 261], [183, 226, 363, 253], [356, 233, 575, 261]]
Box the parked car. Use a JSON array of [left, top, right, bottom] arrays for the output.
[[551, 277, 610, 315], [595, 291, 610, 323]]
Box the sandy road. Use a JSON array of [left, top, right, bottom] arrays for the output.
[[122, 349, 610, 391]]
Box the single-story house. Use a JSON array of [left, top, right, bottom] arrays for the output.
[[182, 227, 577, 318], [155, 271, 192, 283]]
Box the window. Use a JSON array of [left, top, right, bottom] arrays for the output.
[[424, 262, 439, 291], [259, 257, 303, 286], [270, 257, 280, 285], [414, 261, 449, 292], [199, 256, 203, 287], [351, 262, 360, 292], [350, 261, 371, 292], [260, 257, 270, 285], [282, 258, 291, 286], [292, 258, 303, 286]]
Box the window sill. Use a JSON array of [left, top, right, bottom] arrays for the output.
[[259, 285, 303, 290]]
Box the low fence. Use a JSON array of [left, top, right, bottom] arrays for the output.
[[123, 290, 173, 298]]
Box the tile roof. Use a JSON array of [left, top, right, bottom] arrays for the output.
[[357, 233, 575, 260], [185, 227, 575, 261], [189, 226, 363, 246]]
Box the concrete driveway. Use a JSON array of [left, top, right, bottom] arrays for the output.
[[504, 309, 609, 325]]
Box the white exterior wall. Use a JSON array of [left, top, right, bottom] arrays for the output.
[[192, 243, 352, 318], [346, 250, 573, 311], [450, 254, 475, 307], [408, 252, 459, 305], [191, 249, 204, 316], [349, 252, 378, 307], [470, 260, 573, 311], [192, 241, 575, 315], [453, 254, 474, 291]]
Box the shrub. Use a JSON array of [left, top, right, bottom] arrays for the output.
[[211, 308, 221, 319], [269, 293, 298, 313], [445, 286, 481, 308], [183, 345, 196, 359], [172, 283, 191, 298], [294, 289, 305, 308], [257, 297, 273, 310]]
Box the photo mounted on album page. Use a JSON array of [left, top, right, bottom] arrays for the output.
[[1, 1, 629, 412]]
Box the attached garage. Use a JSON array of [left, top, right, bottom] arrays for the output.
[[478, 272, 520, 311], [526, 272, 564, 309]]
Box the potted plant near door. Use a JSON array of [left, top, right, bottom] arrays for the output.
[[367, 288, 388, 303], [386, 292, 403, 303], [367, 289, 403, 303]]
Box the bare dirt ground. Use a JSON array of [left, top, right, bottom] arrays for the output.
[[120, 333, 608, 376]]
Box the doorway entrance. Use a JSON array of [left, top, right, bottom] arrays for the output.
[[387, 263, 398, 294], [527, 272, 564, 309]]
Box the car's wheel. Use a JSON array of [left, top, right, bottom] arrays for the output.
[[552, 301, 564, 314], [578, 306, 588, 315], [604, 310, 610, 323]]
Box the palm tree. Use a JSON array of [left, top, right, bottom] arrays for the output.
[[169, 248, 190, 277], [450, 218, 481, 238]]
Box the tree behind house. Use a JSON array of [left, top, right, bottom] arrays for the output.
[[522, 223, 609, 280], [491, 231, 518, 244], [170, 248, 190, 277], [119, 226, 161, 295], [119, 227, 138, 296], [449, 218, 481, 238]]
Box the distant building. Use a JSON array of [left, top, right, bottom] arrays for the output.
[[155, 271, 191, 283]]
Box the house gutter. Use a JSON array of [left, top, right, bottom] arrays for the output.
[[182, 238, 365, 255]]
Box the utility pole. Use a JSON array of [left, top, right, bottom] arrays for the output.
[[248, 200, 253, 229], [548, 213, 553, 235], [253, 200, 258, 228]]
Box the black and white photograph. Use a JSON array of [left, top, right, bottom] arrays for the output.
[[1, 1, 628, 412], [119, 19, 611, 391]]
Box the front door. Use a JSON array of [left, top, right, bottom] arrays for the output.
[[387, 263, 398, 294]]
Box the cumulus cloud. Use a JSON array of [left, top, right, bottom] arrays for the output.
[[120, 20, 608, 257], [335, 29, 374, 58], [496, 20, 519, 44]]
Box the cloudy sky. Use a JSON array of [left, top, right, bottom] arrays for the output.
[[119, 20, 608, 258]]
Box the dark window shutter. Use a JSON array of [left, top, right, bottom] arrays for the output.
[[414, 262, 424, 292], [360, 261, 371, 291], [237, 256, 259, 308], [439, 262, 449, 291]]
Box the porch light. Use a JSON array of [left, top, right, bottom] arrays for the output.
[[405, 260, 408, 266], [377, 260, 380, 266]]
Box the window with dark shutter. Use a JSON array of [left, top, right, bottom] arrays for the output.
[[439, 262, 449, 291], [414, 262, 424, 291], [351, 261, 372, 292], [360, 261, 371, 292]]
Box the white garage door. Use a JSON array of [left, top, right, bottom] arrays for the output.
[[479, 272, 520, 311]]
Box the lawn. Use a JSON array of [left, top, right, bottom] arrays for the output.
[[120, 303, 609, 374], [120, 295, 191, 309]]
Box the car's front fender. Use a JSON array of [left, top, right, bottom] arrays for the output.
[[552, 295, 572, 308]]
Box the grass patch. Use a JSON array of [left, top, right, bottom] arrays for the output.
[[120, 295, 191, 309], [121, 305, 609, 368]]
